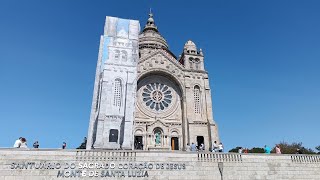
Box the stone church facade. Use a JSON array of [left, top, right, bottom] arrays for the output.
[[87, 13, 219, 151]]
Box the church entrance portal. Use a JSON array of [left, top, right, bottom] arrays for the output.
[[109, 129, 119, 142], [171, 137, 179, 150], [134, 136, 143, 150], [197, 136, 204, 149]]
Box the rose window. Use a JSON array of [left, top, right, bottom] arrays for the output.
[[142, 83, 172, 111]]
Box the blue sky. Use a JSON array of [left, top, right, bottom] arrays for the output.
[[0, 0, 319, 151]]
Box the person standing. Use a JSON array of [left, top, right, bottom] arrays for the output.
[[33, 141, 39, 148], [13, 137, 22, 148], [238, 147, 243, 153], [62, 142, 67, 149], [186, 143, 191, 152], [275, 145, 281, 154], [264, 145, 271, 154]]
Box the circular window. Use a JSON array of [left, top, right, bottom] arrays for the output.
[[142, 83, 172, 111]]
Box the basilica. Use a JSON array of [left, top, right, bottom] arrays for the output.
[[86, 13, 219, 151]]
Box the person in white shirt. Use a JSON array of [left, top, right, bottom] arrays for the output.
[[186, 143, 191, 152], [212, 141, 218, 152], [13, 137, 22, 148], [238, 147, 243, 153], [20, 138, 28, 149], [218, 142, 224, 152]]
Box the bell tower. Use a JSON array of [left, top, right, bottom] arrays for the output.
[[86, 16, 140, 150], [179, 40, 205, 71]]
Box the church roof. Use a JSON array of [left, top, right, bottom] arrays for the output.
[[184, 40, 197, 51], [139, 12, 169, 50]]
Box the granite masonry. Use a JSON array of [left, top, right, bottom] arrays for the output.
[[87, 13, 219, 151], [86, 16, 140, 150], [1, 149, 320, 180]]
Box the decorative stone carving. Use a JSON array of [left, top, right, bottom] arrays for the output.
[[142, 83, 173, 111]]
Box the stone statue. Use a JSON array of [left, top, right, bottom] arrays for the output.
[[155, 132, 161, 145]]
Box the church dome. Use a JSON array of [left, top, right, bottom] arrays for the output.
[[139, 12, 169, 50], [184, 40, 197, 52]]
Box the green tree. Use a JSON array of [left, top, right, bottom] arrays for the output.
[[249, 147, 265, 153], [229, 142, 316, 154], [228, 147, 241, 153], [315, 146, 320, 154], [271, 142, 316, 154]]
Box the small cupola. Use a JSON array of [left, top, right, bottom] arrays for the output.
[[184, 40, 197, 54]]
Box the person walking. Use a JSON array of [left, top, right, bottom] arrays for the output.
[[13, 137, 22, 148], [33, 141, 39, 148], [275, 145, 281, 154]]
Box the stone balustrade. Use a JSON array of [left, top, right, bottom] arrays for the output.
[[1, 148, 320, 179]]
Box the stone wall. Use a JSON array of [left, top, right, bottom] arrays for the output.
[[0, 149, 319, 180]]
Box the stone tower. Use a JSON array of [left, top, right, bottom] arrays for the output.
[[86, 17, 140, 150]]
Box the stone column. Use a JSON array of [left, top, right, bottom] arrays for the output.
[[162, 135, 164, 147]]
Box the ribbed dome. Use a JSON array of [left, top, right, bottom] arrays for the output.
[[184, 40, 197, 52], [139, 12, 168, 50]]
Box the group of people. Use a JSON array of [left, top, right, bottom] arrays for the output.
[[13, 137, 28, 148], [14, 137, 305, 155], [237, 145, 303, 154], [13, 137, 67, 149], [264, 145, 283, 154], [186, 141, 224, 152], [186, 143, 198, 152], [13, 137, 40, 149], [212, 141, 224, 152]]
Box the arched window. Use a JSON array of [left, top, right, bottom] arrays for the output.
[[114, 50, 120, 61], [113, 79, 122, 107], [121, 50, 127, 61], [189, 57, 194, 69], [194, 85, 201, 114], [194, 58, 200, 70]]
